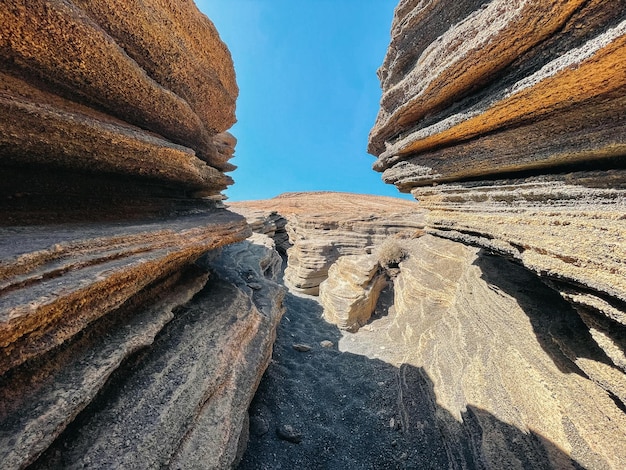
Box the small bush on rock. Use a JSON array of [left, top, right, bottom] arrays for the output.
[[376, 237, 407, 269]]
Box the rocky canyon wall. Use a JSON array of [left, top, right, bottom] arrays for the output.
[[360, 0, 626, 466], [231, 192, 427, 295], [0, 2, 284, 468], [370, 0, 626, 408]]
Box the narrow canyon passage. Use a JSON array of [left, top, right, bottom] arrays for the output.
[[237, 258, 579, 470]]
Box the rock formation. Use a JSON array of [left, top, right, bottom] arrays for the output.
[[0, 3, 285, 468], [229, 207, 290, 253], [230, 192, 426, 295], [319, 253, 388, 331], [337, 235, 626, 469], [24, 234, 285, 469], [369, 0, 626, 420]]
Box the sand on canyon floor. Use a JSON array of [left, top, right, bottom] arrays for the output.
[[236, 260, 577, 470]]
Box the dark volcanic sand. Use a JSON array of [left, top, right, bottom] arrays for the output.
[[236, 286, 445, 469], [237, 258, 579, 470], [236, 269, 478, 470]]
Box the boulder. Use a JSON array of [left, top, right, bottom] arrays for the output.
[[319, 254, 388, 331]]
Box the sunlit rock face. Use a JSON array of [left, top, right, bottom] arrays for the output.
[[230, 192, 427, 295], [342, 235, 626, 469], [319, 253, 388, 331], [370, 0, 626, 408], [0, 3, 285, 468], [1, 0, 237, 224]]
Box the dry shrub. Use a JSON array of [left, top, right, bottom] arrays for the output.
[[376, 237, 407, 268]]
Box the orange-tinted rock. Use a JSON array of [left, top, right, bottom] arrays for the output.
[[231, 192, 426, 295], [1, 0, 237, 174], [370, 0, 626, 170], [0, 234, 285, 469], [370, 0, 626, 380]]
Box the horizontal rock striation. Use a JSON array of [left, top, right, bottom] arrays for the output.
[[342, 235, 626, 468], [231, 192, 426, 295], [0, 3, 284, 469], [370, 0, 626, 170], [1, 0, 237, 211], [0, 211, 249, 375], [370, 0, 626, 416], [1, 234, 285, 469]]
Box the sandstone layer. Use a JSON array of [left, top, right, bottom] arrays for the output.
[[1, 234, 285, 469], [1, 0, 238, 216], [0, 3, 286, 469], [230, 192, 426, 295], [370, 0, 626, 395], [319, 253, 388, 331], [338, 235, 626, 469]]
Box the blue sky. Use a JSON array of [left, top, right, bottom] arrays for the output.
[[196, 1, 410, 201]]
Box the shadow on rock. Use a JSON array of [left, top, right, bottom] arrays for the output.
[[475, 252, 619, 376], [238, 287, 585, 469]]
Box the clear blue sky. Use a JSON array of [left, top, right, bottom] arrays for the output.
[[196, 1, 410, 202]]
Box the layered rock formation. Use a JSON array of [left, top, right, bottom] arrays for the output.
[[370, 0, 626, 416], [229, 207, 290, 253], [319, 253, 388, 331], [0, 3, 286, 468], [20, 234, 285, 469], [339, 235, 626, 469], [230, 192, 426, 295], [1, 0, 237, 226]]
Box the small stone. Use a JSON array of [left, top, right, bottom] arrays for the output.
[[292, 343, 312, 352], [250, 416, 269, 436], [276, 424, 302, 443], [320, 340, 333, 348]]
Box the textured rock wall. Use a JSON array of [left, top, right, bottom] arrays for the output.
[[342, 235, 626, 469], [1, 0, 238, 226], [0, 3, 286, 468], [370, 0, 626, 404], [319, 253, 388, 331], [231, 192, 426, 295], [230, 207, 291, 253], [19, 234, 285, 470]]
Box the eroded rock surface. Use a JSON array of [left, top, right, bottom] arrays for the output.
[[239, 234, 626, 469], [229, 207, 290, 254], [231, 192, 426, 295], [319, 254, 388, 331], [369, 0, 626, 171], [2, 235, 284, 470], [340, 235, 626, 469], [0, 3, 284, 469], [370, 0, 626, 413], [1, 0, 237, 220]]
